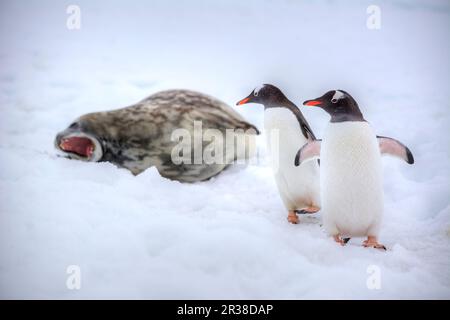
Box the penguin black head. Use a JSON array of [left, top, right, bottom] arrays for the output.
[[303, 90, 365, 122], [237, 84, 317, 140], [236, 84, 291, 108]]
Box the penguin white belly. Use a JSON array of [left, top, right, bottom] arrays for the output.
[[264, 108, 320, 210], [321, 122, 383, 237]]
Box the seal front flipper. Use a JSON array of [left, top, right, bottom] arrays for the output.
[[377, 136, 414, 164], [294, 139, 321, 166]]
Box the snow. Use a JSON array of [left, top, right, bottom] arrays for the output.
[[0, 0, 449, 299]]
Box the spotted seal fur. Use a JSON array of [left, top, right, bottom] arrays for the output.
[[55, 89, 259, 182]]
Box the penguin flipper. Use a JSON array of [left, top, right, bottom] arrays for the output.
[[294, 140, 321, 166], [377, 136, 414, 164]]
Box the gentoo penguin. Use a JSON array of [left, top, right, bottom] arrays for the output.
[[295, 90, 414, 249], [236, 84, 320, 223], [56, 89, 259, 182]]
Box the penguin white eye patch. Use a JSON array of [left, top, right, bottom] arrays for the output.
[[331, 90, 345, 103], [253, 84, 265, 96]]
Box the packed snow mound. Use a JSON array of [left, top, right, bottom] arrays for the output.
[[0, 0, 449, 299]]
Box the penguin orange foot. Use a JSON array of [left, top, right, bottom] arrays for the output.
[[333, 235, 347, 246], [363, 236, 386, 250], [287, 211, 299, 224], [296, 206, 320, 214]]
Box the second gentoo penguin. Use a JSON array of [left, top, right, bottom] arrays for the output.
[[237, 84, 320, 224], [296, 90, 414, 249]]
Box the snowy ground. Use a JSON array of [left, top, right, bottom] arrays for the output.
[[0, 0, 449, 299]]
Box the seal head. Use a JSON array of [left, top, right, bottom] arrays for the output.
[[55, 119, 103, 162]]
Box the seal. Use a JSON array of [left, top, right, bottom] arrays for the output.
[[55, 89, 259, 182]]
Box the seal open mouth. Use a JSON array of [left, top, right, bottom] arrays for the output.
[[55, 129, 103, 162], [59, 136, 95, 158]]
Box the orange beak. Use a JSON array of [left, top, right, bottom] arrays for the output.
[[236, 97, 251, 106], [303, 100, 322, 106]]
